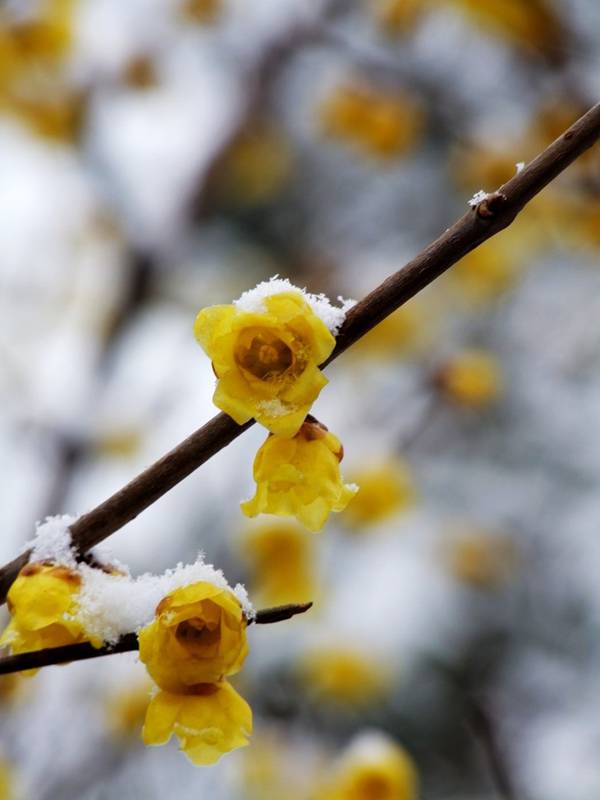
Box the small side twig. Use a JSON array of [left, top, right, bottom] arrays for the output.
[[0, 601, 312, 676]]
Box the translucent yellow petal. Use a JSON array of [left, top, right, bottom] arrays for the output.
[[142, 691, 181, 746], [193, 305, 237, 353]]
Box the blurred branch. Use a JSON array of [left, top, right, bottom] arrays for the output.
[[0, 601, 313, 676], [0, 102, 599, 605]]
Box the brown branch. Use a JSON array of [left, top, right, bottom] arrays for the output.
[[0, 601, 313, 676], [0, 102, 599, 605]]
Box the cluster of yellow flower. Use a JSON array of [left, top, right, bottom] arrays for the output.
[[0, 562, 253, 765], [195, 285, 358, 532], [318, 83, 421, 160]]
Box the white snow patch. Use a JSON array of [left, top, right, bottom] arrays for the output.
[[27, 515, 78, 568], [343, 730, 400, 765], [516, 161, 525, 173], [468, 189, 489, 208], [256, 398, 296, 418], [233, 276, 355, 336], [77, 555, 254, 645]]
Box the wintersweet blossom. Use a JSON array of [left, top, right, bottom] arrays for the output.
[[0, 562, 88, 656], [343, 458, 415, 528], [138, 582, 249, 693], [194, 291, 336, 437], [241, 522, 315, 607], [317, 734, 418, 800], [138, 581, 252, 765], [142, 682, 252, 766], [241, 420, 358, 532], [435, 349, 502, 408]]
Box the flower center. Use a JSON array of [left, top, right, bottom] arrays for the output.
[[176, 617, 221, 653], [356, 773, 392, 800], [235, 328, 295, 381]]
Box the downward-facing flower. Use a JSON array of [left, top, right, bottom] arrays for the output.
[[142, 682, 252, 766], [0, 562, 86, 655], [241, 420, 358, 533], [194, 290, 336, 437], [138, 581, 249, 693], [138, 580, 252, 765]]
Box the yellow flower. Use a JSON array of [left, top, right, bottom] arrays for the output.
[[0, 757, 16, 800], [370, 0, 427, 37], [440, 0, 564, 62], [195, 292, 335, 437], [317, 735, 418, 800], [301, 647, 389, 706], [143, 681, 252, 766], [343, 459, 415, 528], [211, 121, 293, 209], [445, 530, 517, 589], [241, 420, 358, 532], [0, 562, 85, 656], [180, 0, 222, 24], [241, 522, 315, 607], [319, 83, 421, 160], [138, 581, 249, 693], [435, 349, 502, 408]]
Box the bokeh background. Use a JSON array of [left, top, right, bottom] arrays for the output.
[[1, 0, 600, 798]]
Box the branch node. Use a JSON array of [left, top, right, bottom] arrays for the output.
[[474, 191, 508, 219]]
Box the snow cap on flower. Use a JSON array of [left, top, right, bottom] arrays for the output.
[[194, 278, 353, 437], [241, 419, 358, 533], [143, 682, 252, 766]]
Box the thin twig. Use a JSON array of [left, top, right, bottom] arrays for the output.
[[0, 103, 599, 605], [0, 601, 312, 676]]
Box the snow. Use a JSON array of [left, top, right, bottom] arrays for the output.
[[78, 556, 254, 645], [343, 730, 399, 765], [27, 515, 79, 568], [468, 189, 489, 207], [516, 161, 525, 173], [233, 276, 355, 336], [256, 398, 297, 418], [23, 515, 254, 644]]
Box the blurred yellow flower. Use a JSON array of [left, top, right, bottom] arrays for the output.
[[353, 304, 429, 359], [317, 735, 418, 800], [0, 562, 86, 657], [138, 581, 248, 693], [441, 0, 564, 62], [213, 121, 294, 208], [241, 420, 358, 532], [143, 681, 252, 766], [195, 292, 335, 437], [180, 0, 222, 24], [450, 238, 524, 304], [0, 0, 82, 141], [0, 758, 15, 800], [435, 349, 502, 408], [96, 428, 144, 459], [241, 522, 315, 607], [343, 459, 415, 528], [370, 0, 426, 36], [445, 530, 517, 588], [319, 83, 421, 160], [302, 647, 388, 706]]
